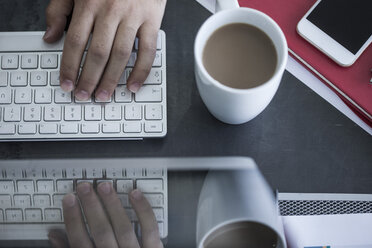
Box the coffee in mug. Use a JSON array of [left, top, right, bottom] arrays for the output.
[[202, 23, 278, 89]]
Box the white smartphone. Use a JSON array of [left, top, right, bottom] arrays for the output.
[[297, 0, 372, 67]]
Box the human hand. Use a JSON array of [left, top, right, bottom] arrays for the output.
[[44, 0, 167, 100], [48, 183, 163, 248]]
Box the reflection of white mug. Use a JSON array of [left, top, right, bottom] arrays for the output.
[[194, 0, 288, 124], [196, 165, 287, 248]]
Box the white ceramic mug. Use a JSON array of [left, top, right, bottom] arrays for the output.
[[194, 0, 288, 124], [196, 165, 287, 248]]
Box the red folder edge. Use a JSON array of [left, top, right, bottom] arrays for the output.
[[238, 0, 372, 127]]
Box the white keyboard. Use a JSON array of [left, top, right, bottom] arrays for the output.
[[0, 31, 167, 141], [0, 158, 168, 240]]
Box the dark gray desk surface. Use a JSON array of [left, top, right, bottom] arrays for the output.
[[0, 0, 371, 247]]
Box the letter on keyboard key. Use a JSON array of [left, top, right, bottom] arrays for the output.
[[143, 69, 162, 85], [153, 208, 164, 221], [115, 86, 132, 102], [86, 168, 102, 178], [146, 168, 163, 177], [66, 168, 82, 178], [125, 105, 142, 120], [6, 168, 22, 178], [44, 106, 62, 121], [55, 88, 72, 103], [60, 123, 78, 134], [0, 195, 12, 208], [85, 106, 102, 121], [56, 180, 74, 193], [50, 71, 60, 86], [44, 208, 62, 222], [143, 193, 163, 207], [41, 54, 58, 69], [15, 88, 32, 104], [35, 88, 52, 103], [135, 86, 162, 102], [6, 209, 23, 222], [64, 106, 82, 121], [81, 123, 99, 134], [37, 180, 54, 193], [24, 106, 41, 122], [14, 194, 31, 207], [53, 194, 65, 207], [0, 181, 14, 194], [145, 105, 162, 120], [0, 88, 11, 104], [17, 180, 34, 193], [104, 105, 122, 120], [2, 54, 18, 69], [4, 106, 21, 122], [145, 122, 163, 133], [0, 71, 8, 86], [30, 71, 47, 86], [39, 123, 58, 134], [25, 209, 42, 222], [33, 194, 51, 207], [18, 123, 37, 134], [136, 180, 163, 192], [46, 168, 62, 178], [21, 54, 38, 69], [152, 51, 162, 67], [25, 168, 43, 179], [10, 71, 27, 86], [0, 124, 16, 134], [116, 180, 133, 193], [123, 122, 142, 133]]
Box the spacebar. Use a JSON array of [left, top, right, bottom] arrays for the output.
[[0, 224, 65, 240]]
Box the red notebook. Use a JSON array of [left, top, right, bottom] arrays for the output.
[[238, 0, 372, 127]]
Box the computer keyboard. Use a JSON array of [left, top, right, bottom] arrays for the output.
[[0, 31, 167, 141], [0, 158, 168, 240]]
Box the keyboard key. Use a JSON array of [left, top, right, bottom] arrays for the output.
[[56, 180, 74, 193], [158, 222, 164, 237], [64, 106, 82, 121], [45, 169, 62, 178], [50, 70, 60, 86], [0, 195, 12, 208], [44, 208, 62, 222], [44, 106, 62, 121], [3, 106, 21, 122], [0, 71, 7, 86], [118, 70, 126, 85], [1, 54, 18, 69], [60, 123, 78, 134], [118, 194, 130, 207], [25, 168, 43, 179], [135, 86, 162, 102], [81, 123, 99, 134], [0, 181, 14, 194], [33, 194, 51, 207], [146, 168, 163, 177], [143, 193, 164, 207], [21, 54, 38, 69], [17, 180, 34, 193], [125, 105, 142, 120], [34, 88, 52, 103], [0, 88, 11, 104], [5, 168, 22, 179], [152, 51, 162, 67], [123, 122, 142, 133], [84, 105, 102, 121], [0, 210, 3, 222], [18, 123, 37, 134], [53, 194, 65, 207], [14, 88, 32, 104], [6, 209, 23, 222], [30, 71, 48, 86], [127, 52, 137, 67], [25, 209, 42, 222], [86, 168, 102, 178], [143, 69, 162, 85], [10, 71, 27, 86], [102, 123, 120, 133], [145, 105, 162, 120], [104, 105, 121, 120], [14, 194, 31, 207], [144, 122, 163, 133], [24, 106, 41, 122], [0, 124, 16, 134], [137, 180, 163, 192], [39, 123, 57, 134], [66, 168, 83, 178], [116, 180, 133, 193], [41, 54, 58, 69], [106, 168, 123, 178], [54, 88, 72, 103], [37, 180, 54, 193], [153, 208, 164, 221]]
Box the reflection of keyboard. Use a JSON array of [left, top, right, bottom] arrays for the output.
[[0, 159, 168, 240], [0, 31, 167, 141]]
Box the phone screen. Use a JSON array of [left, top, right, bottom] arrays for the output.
[[307, 0, 372, 55]]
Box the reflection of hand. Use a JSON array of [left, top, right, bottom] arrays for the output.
[[49, 183, 163, 248], [44, 0, 167, 100]]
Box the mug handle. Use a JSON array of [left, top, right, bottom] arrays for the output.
[[216, 0, 239, 12]]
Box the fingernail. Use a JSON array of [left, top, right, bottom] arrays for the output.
[[131, 189, 143, 201], [63, 194, 76, 207], [60, 79, 74, 92], [96, 90, 110, 101], [75, 90, 89, 101], [128, 82, 141, 93], [98, 182, 111, 194], [77, 182, 91, 195], [43, 26, 51, 40]]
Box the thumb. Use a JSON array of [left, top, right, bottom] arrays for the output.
[[44, 0, 73, 43]]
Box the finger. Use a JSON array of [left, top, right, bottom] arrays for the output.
[[97, 182, 140, 248], [59, 4, 94, 92], [129, 190, 163, 248], [62, 193, 93, 248], [44, 0, 73, 43], [95, 21, 139, 101], [48, 230, 69, 248], [74, 14, 119, 100], [127, 23, 158, 93], [77, 183, 118, 248]]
